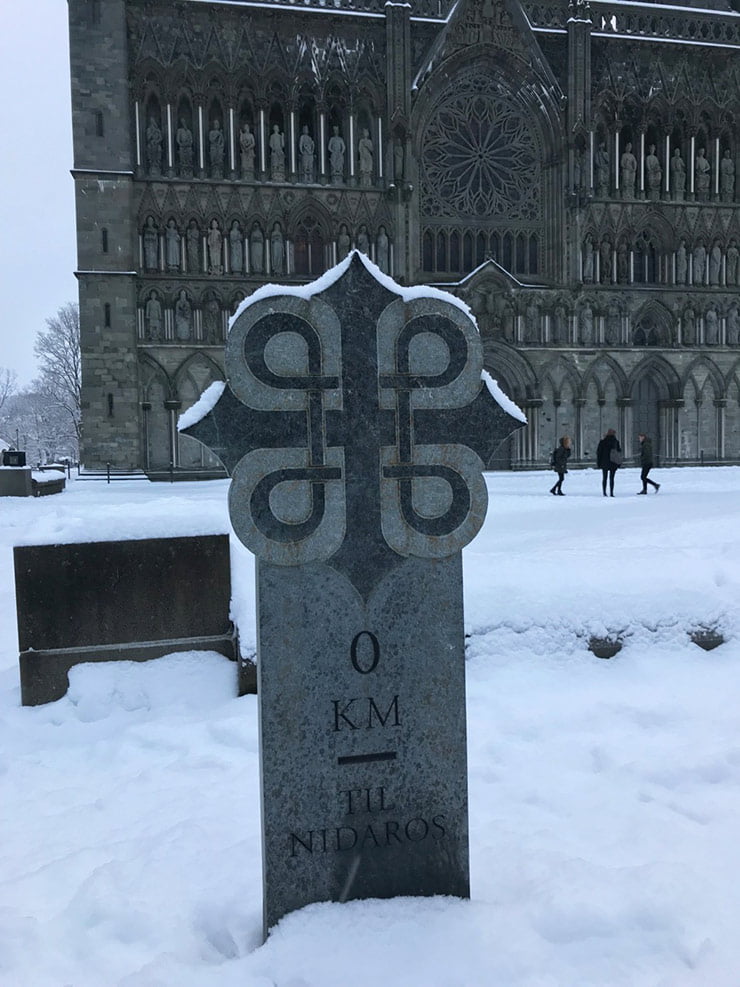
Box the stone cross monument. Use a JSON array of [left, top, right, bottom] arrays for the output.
[[182, 253, 525, 937]]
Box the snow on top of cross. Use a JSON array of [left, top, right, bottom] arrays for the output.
[[177, 380, 226, 431], [482, 370, 527, 424], [228, 250, 475, 330]]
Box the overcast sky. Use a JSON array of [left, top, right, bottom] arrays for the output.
[[0, 2, 77, 387]]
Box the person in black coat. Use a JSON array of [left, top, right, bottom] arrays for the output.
[[596, 428, 621, 497], [549, 435, 572, 496], [636, 433, 660, 494]]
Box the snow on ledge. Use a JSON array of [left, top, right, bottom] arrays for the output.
[[482, 369, 527, 424], [177, 380, 226, 431], [229, 250, 475, 330]]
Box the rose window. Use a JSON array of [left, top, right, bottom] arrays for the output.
[[421, 78, 540, 222]]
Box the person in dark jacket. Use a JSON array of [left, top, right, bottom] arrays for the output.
[[549, 435, 572, 496], [636, 433, 660, 494], [596, 428, 621, 497]]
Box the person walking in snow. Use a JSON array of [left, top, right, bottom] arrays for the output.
[[596, 428, 622, 497], [549, 435, 572, 496], [636, 432, 660, 494]]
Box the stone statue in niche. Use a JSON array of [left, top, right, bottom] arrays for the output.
[[705, 307, 719, 345], [605, 304, 620, 346], [720, 150, 735, 203], [581, 304, 594, 346], [594, 142, 609, 196], [599, 239, 612, 283], [177, 119, 194, 178], [683, 307, 696, 346], [376, 226, 389, 273], [620, 142, 637, 199], [709, 241, 722, 286], [328, 126, 345, 183], [617, 242, 629, 283], [298, 126, 315, 183], [693, 242, 706, 285], [165, 219, 180, 271], [143, 216, 158, 270], [175, 289, 192, 341], [583, 234, 594, 282], [250, 223, 264, 273], [270, 224, 284, 274], [146, 117, 162, 177], [208, 219, 223, 275], [645, 144, 662, 199], [727, 240, 739, 286], [727, 304, 740, 345], [240, 123, 256, 179], [229, 221, 243, 274], [676, 240, 688, 285], [209, 120, 225, 180], [270, 125, 285, 181], [337, 225, 351, 261], [204, 296, 221, 344], [358, 129, 373, 186], [356, 224, 370, 255], [695, 147, 711, 200], [524, 300, 539, 342], [186, 220, 200, 273], [670, 148, 686, 199], [551, 304, 566, 344], [145, 291, 162, 341]]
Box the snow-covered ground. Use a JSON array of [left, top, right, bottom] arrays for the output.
[[2, 467, 740, 986]]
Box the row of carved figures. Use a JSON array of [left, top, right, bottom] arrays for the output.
[[140, 217, 392, 276], [582, 236, 740, 286], [145, 115, 383, 185], [516, 301, 740, 347], [583, 140, 736, 202]]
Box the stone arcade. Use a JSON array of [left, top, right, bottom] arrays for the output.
[[182, 254, 525, 933], [69, 0, 740, 472]]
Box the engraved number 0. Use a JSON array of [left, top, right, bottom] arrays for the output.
[[350, 631, 380, 674]]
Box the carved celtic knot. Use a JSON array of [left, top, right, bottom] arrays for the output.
[[421, 75, 540, 222], [183, 255, 524, 597]]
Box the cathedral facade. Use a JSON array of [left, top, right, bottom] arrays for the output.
[[68, 0, 740, 471]]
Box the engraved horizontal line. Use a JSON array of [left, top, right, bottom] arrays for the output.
[[337, 751, 397, 765]]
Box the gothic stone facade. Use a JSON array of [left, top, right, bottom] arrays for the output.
[[69, 0, 740, 470]]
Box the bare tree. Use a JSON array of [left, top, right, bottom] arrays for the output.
[[0, 367, 18, 444], [34, 303, 82, 449]]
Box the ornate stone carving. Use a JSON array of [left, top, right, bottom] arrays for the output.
[[358, 128, 373, 186], [357, 224, 370, 256], [705, 307, 719, 345], [328, 126, 345, 183], [645, 144, 661, 200], [599, 239, 612, 284], [145, 291, 162, 341], [271, 223, 284, 274], [727, 304, 740, 345], [204, 295, 221, 344], [580, 304, 594, 346], [594, 142, 609, 197], [240, 123, 255, 179], [605, 303, 620, 346], [165, 219, 180, 271], [299, 126, 315, 183], [583, 235, 594, 282], [617, 242, 629, 283], [693, 242, 706, 286], [143, 216, 158, 270], [670, 148, 686, 200], [208, 219, 223, 275], [229, 221, 243, 274], [209, 120, 225, 180], [683, 306, 696, 346], [709, 241, 722, 286], [727, 240, 739, 286], [177, 119, 194, 178], [251, 223, 264, 273], [524, 300, 539, 343], [376, 226, 389, 273], [720, 150, 735, 203], [186, 220, 200, 273], [270, 125, 285, 181], [146, 117, 162, 177], [620, 142, 637, 200], [337, 224, 351, 261], [695, 147, 710, 201], [175, 289, 192, 341], [676, 240, 688, 285]]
